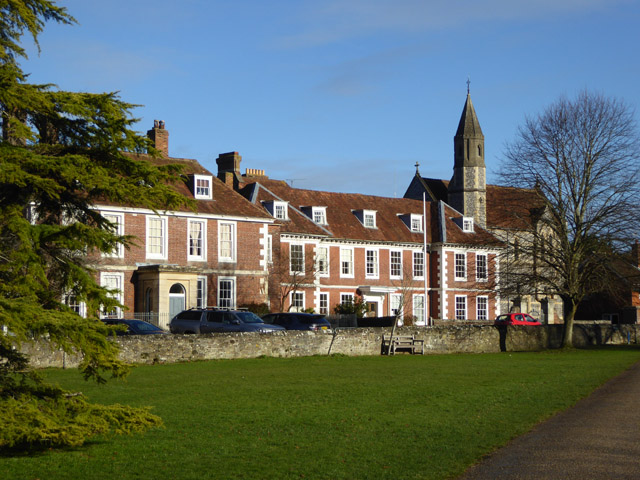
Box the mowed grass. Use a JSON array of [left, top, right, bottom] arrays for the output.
[[3, 348, 640, 480]]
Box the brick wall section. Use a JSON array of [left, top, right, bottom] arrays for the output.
[[93, 210, 269, 312], [22, 324, 640, 368]]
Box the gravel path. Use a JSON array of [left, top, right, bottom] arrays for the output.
[[458, 360, 640, 479]]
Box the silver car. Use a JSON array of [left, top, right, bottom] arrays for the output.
[[169, 308, 286, 334]]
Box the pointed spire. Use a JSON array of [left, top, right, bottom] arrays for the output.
[[455, 92, 483, 138]]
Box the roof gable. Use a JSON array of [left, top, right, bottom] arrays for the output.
[[240, 178, 502, 247]]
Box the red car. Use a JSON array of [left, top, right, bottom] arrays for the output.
[[494, 313, 542, 326]]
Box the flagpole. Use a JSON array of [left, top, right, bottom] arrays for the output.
[[423, 192, 429, 327]]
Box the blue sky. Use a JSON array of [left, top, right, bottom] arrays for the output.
[[22, 0, 640, 196]]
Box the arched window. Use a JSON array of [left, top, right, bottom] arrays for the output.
[[169, 283, 186, 320]]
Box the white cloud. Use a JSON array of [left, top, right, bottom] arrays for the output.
[[277, 0, 627, 48]]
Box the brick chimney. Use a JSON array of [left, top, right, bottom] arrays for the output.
[[216, 151, 242, 187], [147, 120, 169, 156]]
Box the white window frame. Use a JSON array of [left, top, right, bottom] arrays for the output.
[[340, 247, 354, 278], [390, 294, 403, 317], [102, 212, 124, 258], [27, 203, 39, 225], [274, 201, 288, 220], [100, 272, 124, 318], [477, 296, 488, 321], [319, 292, 329, 315], [463, 217, 474, 232], [340, 293, 355, 306], [413, 251, 424, 279], [390, 250, 403, 279], [193, 174, 213, 200], [410, 214, 423, 233], [455, 295, 467, 320], [312, 207, 327, 225], [266, 234, 273, 264], [188, 219, 207, 261], [476, 253, 488, 282], [365, 248, 379, 279], [63, 293, 87, 318], [363, 210, 376, 229], [197, 276, 207, 308], [290, 243, 305, 274], [455, 252, 467, 280], [413, 294, 425, 323], [316, 246, 329, 277], [217, 277, 236, 308], [218, 221, 236, 262], [146, 215, 168, 260], [291, 291, 305, 312]]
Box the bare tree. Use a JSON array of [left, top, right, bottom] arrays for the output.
[[500, 91, 640, 346], [267, 245, 317, 312], [384, 261, 427, 354]]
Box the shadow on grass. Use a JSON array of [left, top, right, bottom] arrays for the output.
[[0, 439, 107, 458], [577, 344, 640, 351]]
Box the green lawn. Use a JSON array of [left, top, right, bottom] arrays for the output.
[[3, 348, 640, 480]]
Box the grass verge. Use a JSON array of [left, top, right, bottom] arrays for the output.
[[3, 347, 640, 479]]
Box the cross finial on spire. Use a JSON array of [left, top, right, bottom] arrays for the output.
[[467, 77, 470, 95], [415, 161, 420, 174]]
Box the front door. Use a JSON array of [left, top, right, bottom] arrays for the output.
[[169, 283, 186, 321], [363, 297, 381, 317]]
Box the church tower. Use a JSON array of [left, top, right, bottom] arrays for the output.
[[448, 88, 486, 228]]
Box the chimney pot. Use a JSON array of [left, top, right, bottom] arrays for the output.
[[147, 120, 169, 156]]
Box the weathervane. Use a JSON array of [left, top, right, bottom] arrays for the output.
[[467, 77, 471, 95]]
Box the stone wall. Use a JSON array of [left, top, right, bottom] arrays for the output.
[[22, 324, 640, 369]]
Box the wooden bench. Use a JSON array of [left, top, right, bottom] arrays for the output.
[[382, 334, 424, 355]]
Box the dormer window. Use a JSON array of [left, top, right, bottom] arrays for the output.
[[363, 210, 376, 228], [313, 208, 327, 225], [300, 206, 328, 225], [353, 209, 377, 228], [411, 214, 423, 233], [193, 175, 212, 200], [463, 217, 474, 232], [275, 203, 287, 220], [399, 213, 423, 233], [264, 200, 289, 220]]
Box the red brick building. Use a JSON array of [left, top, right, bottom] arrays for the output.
[[87, 122, 276, 328], [213, 155, 503, 322]]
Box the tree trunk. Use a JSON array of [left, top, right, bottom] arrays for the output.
[[562, 299, 578, 348], [387, 315, 400, 355]]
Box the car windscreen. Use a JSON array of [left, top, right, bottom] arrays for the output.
[[298, 315, 327, 325], [176, 311, 201, 321], [235, 312, 264, 324], [130, 320, 160, 331]]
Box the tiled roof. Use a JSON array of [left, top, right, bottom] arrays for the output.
[[115, 154, 273, 220], [239, 177, 502, 247], [485, 184, 545, 231], [419, 177, 545, 231]]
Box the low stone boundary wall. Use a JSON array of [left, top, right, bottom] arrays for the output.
[[22, 324, 640, 369]]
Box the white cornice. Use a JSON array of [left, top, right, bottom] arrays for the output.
[[93, 204, 275, 224]]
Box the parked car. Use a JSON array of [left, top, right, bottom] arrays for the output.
[[169, 308, 286, 334], [102, 318, 168, 335], [261, 312, 332, 331], [494, 313, 542, 326]]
